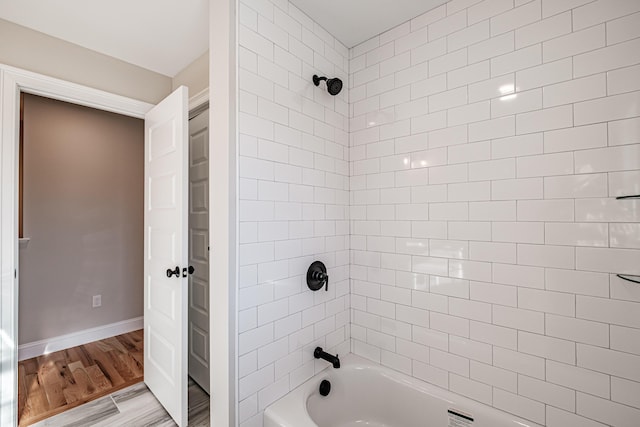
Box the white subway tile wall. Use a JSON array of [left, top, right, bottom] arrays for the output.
[[237, 0, 640, 425], [348, 1, 640, 427], [238, 0, 350, 425]]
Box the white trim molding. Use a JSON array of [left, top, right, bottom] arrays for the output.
[[0, 63, 153, 118], [210, 0, 238, 425], [18, 317, 143, 361], [189, 87, 209, 112], [1, 66, 21, 427]]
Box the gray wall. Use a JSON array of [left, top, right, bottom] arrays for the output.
[[0, 19, 172, 104], [19, 94, 144, 344]]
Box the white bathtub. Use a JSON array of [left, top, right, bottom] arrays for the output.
[[264, 354, 542, 427]]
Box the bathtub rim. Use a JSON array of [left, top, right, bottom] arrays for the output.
[[263, 353, 543, 427]]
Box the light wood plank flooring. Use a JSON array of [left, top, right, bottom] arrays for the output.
[[18, 330, 144, 426], [19, 330, 209, 426]]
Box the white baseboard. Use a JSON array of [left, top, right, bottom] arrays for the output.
[[18, 316, 143, 361]]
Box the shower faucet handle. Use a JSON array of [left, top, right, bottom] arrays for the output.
[[310, 270, 327, 281], [307, 261, 329, 292]]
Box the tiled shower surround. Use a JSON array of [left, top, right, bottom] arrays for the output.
[[237, 0, 640, 426], [237, 0, 351, 424]]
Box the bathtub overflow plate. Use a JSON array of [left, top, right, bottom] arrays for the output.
[[319, 379, 331, 396]]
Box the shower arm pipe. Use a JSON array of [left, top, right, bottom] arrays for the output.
[[617, 274, 640, 284], [313, 75, 327, 84], [616, 195, 640, 200]]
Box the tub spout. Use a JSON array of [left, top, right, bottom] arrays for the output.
[[314, 347, 340, 368]]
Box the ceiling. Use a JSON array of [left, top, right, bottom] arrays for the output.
[[0, 0, 209, 77], [290, 0, 449, 48], [0, 0, 447, 77]]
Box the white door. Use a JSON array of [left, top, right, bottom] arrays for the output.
[[144, 86, 189, 427], [188, 109, 210, 393]]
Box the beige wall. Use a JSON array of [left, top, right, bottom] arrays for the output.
[[172, 50, 209, 95], [0, 19, 172, 104], [19, 94, 144, 344]]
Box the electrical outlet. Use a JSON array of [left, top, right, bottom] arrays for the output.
[[92, 295, 102, 308]]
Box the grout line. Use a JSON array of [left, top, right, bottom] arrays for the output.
[[110, 395, 122, 414]]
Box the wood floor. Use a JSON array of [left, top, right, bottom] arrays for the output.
[[18, 330, 145, 426]]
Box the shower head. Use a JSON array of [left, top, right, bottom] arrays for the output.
[[326, 78, 343, 96], [313, 75, 343, 96]]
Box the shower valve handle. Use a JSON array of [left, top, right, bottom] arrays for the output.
[[307, 261, 329, 292]]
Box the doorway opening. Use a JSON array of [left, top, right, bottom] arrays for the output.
[[17, 92, 144, 426], [15, 92, 210, 426]]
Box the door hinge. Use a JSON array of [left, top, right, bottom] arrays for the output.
[[14, 269, 17, 278]]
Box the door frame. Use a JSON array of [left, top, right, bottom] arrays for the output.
[[0, 65, 235, 426], [210, 0, 239, 425], [189, 88, 209, 114], [0, 64, 151, 427]]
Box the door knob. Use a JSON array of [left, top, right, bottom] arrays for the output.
[[166, 266, 180, 278], [182, 266, 195, 277]]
